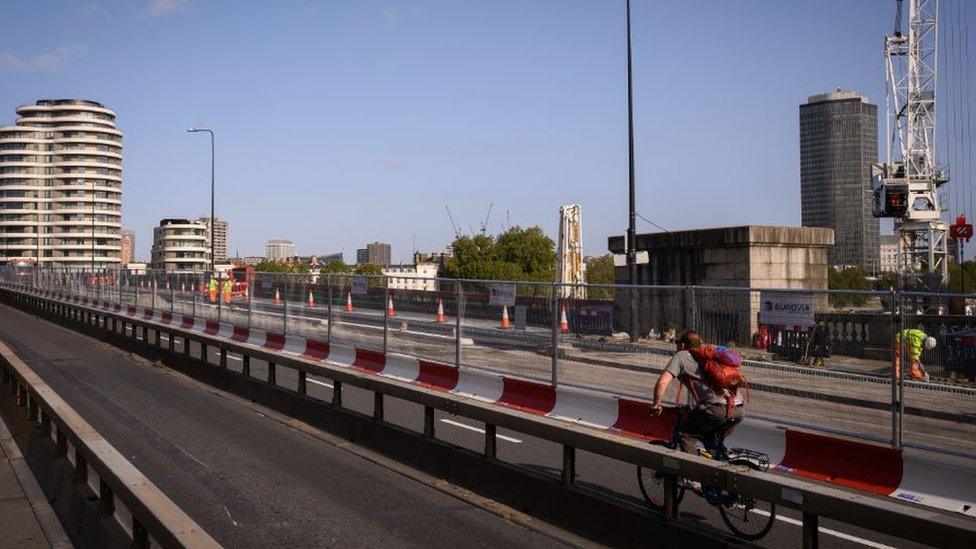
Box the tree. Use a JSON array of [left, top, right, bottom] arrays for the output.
[[321, 260, 352, 275], [253, 260, 293, 273], [949, 260, 976, 294], [828, 266, 870, 308], [585, 254, 615, 300], [441, 225, 556, 285], [354, 262, 385, 287]]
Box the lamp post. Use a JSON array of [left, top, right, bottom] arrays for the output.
[[187, 128, 215, 274], [625, 0, 639, 343]]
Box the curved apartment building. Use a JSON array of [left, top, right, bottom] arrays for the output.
[[0, 99, 123, 267], [151, 218, 210, 273]]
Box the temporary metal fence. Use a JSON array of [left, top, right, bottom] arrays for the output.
[[2, 265, 976, 458]]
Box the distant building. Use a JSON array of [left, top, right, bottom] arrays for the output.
[[320, 252, 343, 264], [266, 239, 294, 261], [151, 219, 210, 273], [356, 248, 368, 264], [879, 235, 900, 273], [366, 241, 391, 266], [383, 263, 438, 292], [800, 90, 880, 273], [121, 230, 135, 264], [199, 217, 228, 263], [413, 248, 453, 268]]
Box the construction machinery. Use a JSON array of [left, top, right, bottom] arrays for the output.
[[558, 204, 586, 299], [871, 0, 949, 291]]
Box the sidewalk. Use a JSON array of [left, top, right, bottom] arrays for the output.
[[0, 416, 72, 549]]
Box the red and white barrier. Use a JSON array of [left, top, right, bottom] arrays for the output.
[[17, 288, 976, 517]]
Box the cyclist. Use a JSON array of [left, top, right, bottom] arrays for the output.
[[650, 330, 745, 456]]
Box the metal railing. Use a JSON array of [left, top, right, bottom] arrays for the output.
[[0, 340, 220, 549], [2, 265, 976, 458], [3, 281, 975, 549]]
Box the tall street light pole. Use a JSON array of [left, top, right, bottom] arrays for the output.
[[187, 128, 215, 275], [625, 0, 639, 343]]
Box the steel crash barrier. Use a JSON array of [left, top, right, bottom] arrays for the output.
[[3, 284, 976, 548], [0, 340, 220, 549]]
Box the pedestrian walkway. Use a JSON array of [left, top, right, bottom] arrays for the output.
[[0, 417, 72, 549]]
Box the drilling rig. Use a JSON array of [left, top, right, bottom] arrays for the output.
[[871, 0, 949, 291]]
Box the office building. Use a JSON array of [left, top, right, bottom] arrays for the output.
[[199, 217, 228, 263], [121, 230, 135, 264], [150, 218, 210, 273], [366, 241, 391, 266], [800, 90, 880, 272], [266, 238, 294, 260], [356, 248, 368, 264], [0, 99, 123, 267]]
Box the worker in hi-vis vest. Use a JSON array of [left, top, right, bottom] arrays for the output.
[[208, 276, 218, 303], [894, 328, 935, 381]]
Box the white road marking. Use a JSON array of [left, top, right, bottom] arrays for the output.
[[307, 378, 334, 389], [439, 419, 522, 443], [750, 509, 896, 549]]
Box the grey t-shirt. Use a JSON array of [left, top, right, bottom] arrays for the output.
[[664, 350, 741, 406]]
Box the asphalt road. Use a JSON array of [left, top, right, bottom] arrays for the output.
[[0, 301, 942, 548], [0, 303, 567, 548]]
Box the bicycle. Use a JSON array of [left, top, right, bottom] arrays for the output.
[[636, 405, 776, 541]]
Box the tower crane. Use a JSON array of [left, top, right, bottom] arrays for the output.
[[871, 0, 949, 291]]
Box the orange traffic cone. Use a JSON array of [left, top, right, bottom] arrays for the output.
[[345, 291, 353, 312], [274, 288, 281, 304], [436, 298, 445, 323], [387, 295, 395, 317], [559, 304, 569, 334], [307, 290, 316, 307], [500, 305, 511, 329]]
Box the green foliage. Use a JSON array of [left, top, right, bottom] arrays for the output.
[[353, 262, 385, 287], [253, 260, 294, 273], [320, 260, 352, 275], [948, 260, 976, 294], [585, 254, 615, 300], [442, 226, 556, 285], [873, 271, 899, 292], [828, 266, 870, 307]]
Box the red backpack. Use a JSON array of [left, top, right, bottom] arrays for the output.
[[684, 344, 748, 416]]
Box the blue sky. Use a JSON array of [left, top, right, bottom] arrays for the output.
[[1, 0, 974, 262]]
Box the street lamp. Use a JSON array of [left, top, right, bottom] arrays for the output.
[[625, 0, 639, 343], [187, 128, 215, 274]]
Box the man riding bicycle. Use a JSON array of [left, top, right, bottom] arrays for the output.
[[650, 330, 744, 455]]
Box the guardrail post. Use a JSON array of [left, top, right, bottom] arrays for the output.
[[268, 362, 276, 385], [56, 429, 67, 456], [561, 445, 575, 486], [333, 380, 342, 407], [242, 355, 250, 377], [16, 382, 26, 407], [40, 409, 51, 436], [662, 475, 679, 521], [219, 348, 227, 369], [423, 406, 435, 438], [298, 371, 307, 395], [326, 274, 333, 342], [99, 479, 115, 517], [373, 392, 384, 421], [183, 335, 191, 356], [74, 452, 88, 485], [803, 511, 819, 548], [168, 330, 175, 352], [132, 518, 149, 549], [201, 343, 208, 363], [27, 393, 38, 421], [455, 280, 462, 369], [383, 283, 390, 355], [892, 290, 903, 450], [484, 423, 497, 459], [551, 282, 559, 386]]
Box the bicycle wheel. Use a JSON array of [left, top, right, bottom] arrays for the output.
[[636, 442, 686, 510], [718, 459, 776, 541]]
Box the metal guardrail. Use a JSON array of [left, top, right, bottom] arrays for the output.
[[3, 285, 976, 548], [0, 339, 221, 549], [4, 266, 976, 457]]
